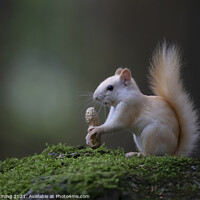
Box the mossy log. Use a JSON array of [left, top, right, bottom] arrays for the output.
[[0, 143, 200, 200]]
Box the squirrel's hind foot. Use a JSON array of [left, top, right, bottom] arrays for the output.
[[125, 152, 142, 158]]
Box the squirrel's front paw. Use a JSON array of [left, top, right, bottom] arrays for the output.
[[85, 129, 100, 144], [85, 132, 90, 145], [87, 126, 94, 133], [87, 126, 101, 138], [86, 126, 102, 149]]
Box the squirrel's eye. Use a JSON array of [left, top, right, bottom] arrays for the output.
[[107, 85, 114, 91]]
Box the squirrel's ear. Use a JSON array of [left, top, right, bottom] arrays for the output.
[[115, 68, 123, 75], [120, 68, 132, 86]]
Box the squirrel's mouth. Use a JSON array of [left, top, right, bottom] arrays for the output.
[[93, 94, 111, 106], [103, 101, 111, 106], [103, 101, 108, 105]]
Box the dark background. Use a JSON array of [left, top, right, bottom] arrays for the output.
[[0, 0, 200, 160]]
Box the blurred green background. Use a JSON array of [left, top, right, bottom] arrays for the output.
[[0, 0, 200, 160]]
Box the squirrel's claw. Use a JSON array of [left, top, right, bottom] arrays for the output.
[[87, 126, 94, 132], [125, 152, 142, 158]]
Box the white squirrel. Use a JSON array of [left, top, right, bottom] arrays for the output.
[[86, 44, 199, 157]]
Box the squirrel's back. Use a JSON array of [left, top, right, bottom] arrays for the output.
[[149, 43, 199, 156]]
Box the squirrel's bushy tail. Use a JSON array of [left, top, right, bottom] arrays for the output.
[[149, 43, 199, 156]]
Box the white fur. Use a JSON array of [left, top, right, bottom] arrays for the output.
[[87, 44, 199, 157], [149, 44, 199, 156]]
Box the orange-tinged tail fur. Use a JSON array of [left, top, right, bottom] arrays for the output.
[[149, 43, 199, 156]]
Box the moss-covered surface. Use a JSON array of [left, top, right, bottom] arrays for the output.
[[0, 144, 200, 200]]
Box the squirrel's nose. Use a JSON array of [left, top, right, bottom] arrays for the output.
[[93, 93, 100, 101], [94, 96, 99, 101]]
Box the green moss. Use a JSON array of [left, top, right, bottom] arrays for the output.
[[0, 143, 200, 199]]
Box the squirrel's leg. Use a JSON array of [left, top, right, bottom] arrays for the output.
[[105, 106, 115, 123], [87, 105, 127, 138], [132, 123, 177, 156], [125, 134, 143, 157], [125, 152, 142, 157], [86, 107, 116, 144]]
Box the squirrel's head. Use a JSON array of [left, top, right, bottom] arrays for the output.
[[93, 68, 139, 107]]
